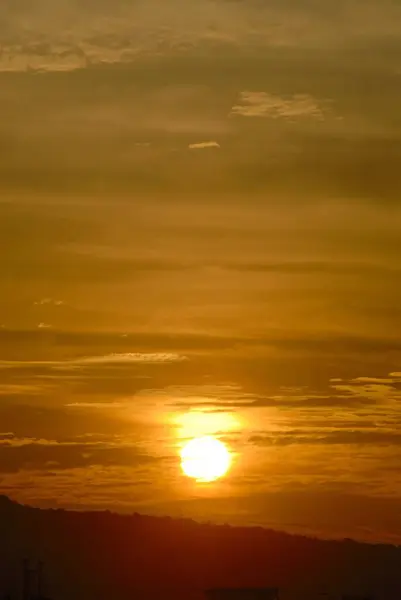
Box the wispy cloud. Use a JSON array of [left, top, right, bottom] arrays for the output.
[[250, 429, 401, 447], [0, 353, 188, 371], [351, 376, 396, 384], [230, 92, 327, 120], [77, 353, 188, 365], [331, 375, 401, 402], [65, 402, 125, 409], [2, 0, 401, 72], [188, 141, 220, 150], [0, 437, 162, 473], [34, 298, 64, 306], [0, 384, 44, 395]]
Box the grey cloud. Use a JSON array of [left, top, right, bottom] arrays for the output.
[[2, 0, 401, 72], [1, 328, 401, 356], [0, 383, 45, 396], [331, 381, 401, 402], [65, 402, 124, 409], [219, 260, 401, 277], [286, 418, 394, 431], [0, 403, 146, 441], [5, 239, 401, 284], [171, 393, 376, 411], [161, 379, 388, 412], [2, 329, 401, 403], [53, 257, 397, 278], [0, 439, 162, 474], [0, 353, 188, 401], [250, 429, 401, 447], [2, 132, 401, 199], [1, 48, 401, 199], [248, 393, 377, 408]]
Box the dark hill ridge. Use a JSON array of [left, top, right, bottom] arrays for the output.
[[0, 496, 400, 600]]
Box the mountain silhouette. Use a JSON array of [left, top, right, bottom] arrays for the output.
[[0, 496, 400, 599]]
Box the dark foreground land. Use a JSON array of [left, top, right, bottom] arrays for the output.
[[0, 496, 400, 600]]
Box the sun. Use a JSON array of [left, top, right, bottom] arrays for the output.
[[180, 436, 231, 482]]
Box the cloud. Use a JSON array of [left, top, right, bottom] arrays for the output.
[[0, 438, 161, 473], [0, 436, 77, 448], [0, 384, 44, 395], [230, 92, 327, 120], [188, 141, 220, 150], [2, 327, 401, 357], [78, 353, 188, 365], [1, 63, 400, 200], [2, 0, 401, 72], [0, 402, 150, 442], [145, 380, 387, 413], [331, 379, 401, 402], [170, 390, 376, 410], [65, 402, 125, 409], [34, 298, 64, 306], [0, 352, 188, 371], [250, 429, 401, 447], [351, 376, 395, 384], [155, 383, 261, 412], [219, 260, 401, 276]]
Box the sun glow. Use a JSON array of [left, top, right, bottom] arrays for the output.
[[180, 436, 231, 482]]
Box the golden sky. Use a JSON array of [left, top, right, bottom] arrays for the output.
[[1, 0, 401, 544]]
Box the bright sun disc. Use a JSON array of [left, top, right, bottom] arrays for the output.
[[180, 436, 231, 482]]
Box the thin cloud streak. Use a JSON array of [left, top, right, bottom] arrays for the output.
[[0, 353, 188, 370], [188, 141, 220, 149]]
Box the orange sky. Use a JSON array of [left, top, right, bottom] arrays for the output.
[[1, 0, 401, 544]]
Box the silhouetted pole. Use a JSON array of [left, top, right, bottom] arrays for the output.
[[37, 561, 44, 598], [22, 559, 30, 600]]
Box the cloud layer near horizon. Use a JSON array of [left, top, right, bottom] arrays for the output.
[[1, 319, 401, 542]]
